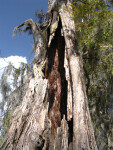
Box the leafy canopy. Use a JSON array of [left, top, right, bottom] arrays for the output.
[[72, 0, 113, 74], [72, 1, 113, 149]]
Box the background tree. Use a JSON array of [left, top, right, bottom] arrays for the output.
[[0, 63, 31, 146]]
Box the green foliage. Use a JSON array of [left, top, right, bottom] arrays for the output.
[[14, 68, 20, 79], [72, 0, 113, 94], [0, 109, 13, 147], [72, 0, 113, 74], [72, 0, 113, 149]]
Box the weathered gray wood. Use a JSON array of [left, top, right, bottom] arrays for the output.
[[59, 1, 98, 149], [64, 50, 73, 121], [1, 71, 48, 150]]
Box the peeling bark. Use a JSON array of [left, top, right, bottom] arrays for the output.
[[1, 0, 98, 150], [64, 49, 73, 121]]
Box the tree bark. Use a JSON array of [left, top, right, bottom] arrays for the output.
[[0, 0, 98, 150], [59, 2, 97, 149]]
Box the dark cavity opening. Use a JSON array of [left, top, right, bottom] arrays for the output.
[[45, 18, 67, 136], [68, 118, 73, 144]]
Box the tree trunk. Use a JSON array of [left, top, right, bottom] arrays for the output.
[[0, 0, 98, 150]]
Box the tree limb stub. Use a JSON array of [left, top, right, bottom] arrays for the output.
[[13, 19, 37, 37]]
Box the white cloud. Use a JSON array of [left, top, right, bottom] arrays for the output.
[[0, 56, 27, 80], [0, 56, 27, 98]]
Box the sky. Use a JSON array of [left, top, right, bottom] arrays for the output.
[[0, 0, 48, 106], [0, 0, 48, 63], [0, 0, 48, 99]]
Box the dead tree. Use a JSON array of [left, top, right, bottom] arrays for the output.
[[0, 0, 98, 149]]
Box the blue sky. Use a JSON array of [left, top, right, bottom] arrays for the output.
[[0, 0, 48, 63]]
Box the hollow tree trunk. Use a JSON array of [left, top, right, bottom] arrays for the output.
[[0, 0, 98, 150]]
